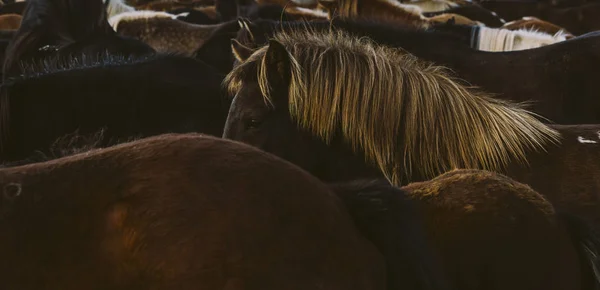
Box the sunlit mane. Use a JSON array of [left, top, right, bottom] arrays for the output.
[[225, 29, 560, 185]]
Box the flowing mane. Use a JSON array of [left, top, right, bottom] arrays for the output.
[[226, 29, 561, 185]]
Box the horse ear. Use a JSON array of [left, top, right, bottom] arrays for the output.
[[231, 39, 253, 62], [264, 39, 292, 91]]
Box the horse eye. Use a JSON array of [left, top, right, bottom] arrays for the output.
[[245, 118, 263, 129]]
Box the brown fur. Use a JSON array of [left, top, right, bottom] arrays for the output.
[[285, 6, 330, 21], [428, 13, 481, 26], [0, 14, 21, 30], [319, 0, 430, 28], [402, 169, 583, 290], [113, 16, 223, 56], [502, 16, 575, 38], [0, 133, 386, 290]]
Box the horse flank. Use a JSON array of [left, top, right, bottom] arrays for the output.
[[226, 29, 561, 185]]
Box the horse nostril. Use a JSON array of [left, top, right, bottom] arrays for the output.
[[3, 183, 22, 201]]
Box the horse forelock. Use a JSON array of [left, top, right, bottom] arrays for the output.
[[228, 29, 560, 185]]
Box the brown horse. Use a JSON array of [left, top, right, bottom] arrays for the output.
[[223, 29, 600, 232], [0, 133, 387, 290], [333, 169, 600, 290], [109, 10, 228, 56], [232, 18, 600, 124]]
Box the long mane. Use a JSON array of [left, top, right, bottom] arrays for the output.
[[226, 29, 561, 185]]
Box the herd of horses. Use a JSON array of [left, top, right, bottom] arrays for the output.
[[0, 0, 600, 289]]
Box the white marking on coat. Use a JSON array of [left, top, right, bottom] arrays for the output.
[[578, 136, 598, 144]]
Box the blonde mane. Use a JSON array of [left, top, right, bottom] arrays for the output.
[[226, 29, 560, 185]]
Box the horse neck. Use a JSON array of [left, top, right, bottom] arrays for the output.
[[427, 24, 478, 48], [313, 137, 390, 184]]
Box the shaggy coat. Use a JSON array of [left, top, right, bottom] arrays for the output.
[[0, 133, 386, 290]]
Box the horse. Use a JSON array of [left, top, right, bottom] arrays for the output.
[[2, 0, 155, 79], [223, 29, 600, 232], [0, 133, 388, 289], [332, 169, 600, 290], [502, 16, 575, 39], [109, 10, 227, 56], [0, 52, 228, 163], [233, 18, 600, 124]]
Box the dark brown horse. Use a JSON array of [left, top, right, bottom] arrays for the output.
[[0, 133, 387, 289], [233, 18, 600, 124], [223, 29, 600, 234], [0, 53, 229, 163]]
